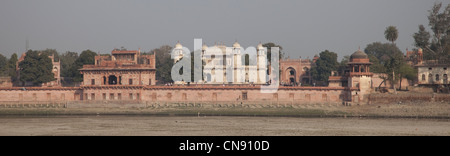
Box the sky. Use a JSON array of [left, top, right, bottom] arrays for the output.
[[0, 0, 448, 60]]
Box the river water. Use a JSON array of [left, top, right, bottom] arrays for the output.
[[0, 116, 448, 136]]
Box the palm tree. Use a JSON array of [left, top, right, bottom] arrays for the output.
[[384, 26, 398, 44]]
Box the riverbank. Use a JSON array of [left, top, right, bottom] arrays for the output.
[[1, 102, 449, 118]]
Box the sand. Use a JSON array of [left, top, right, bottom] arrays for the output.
[[0, 116, 448, 136]]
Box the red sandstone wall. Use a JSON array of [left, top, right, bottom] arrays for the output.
[[0, 88, 80, 102], [0, 87, 348, 104]]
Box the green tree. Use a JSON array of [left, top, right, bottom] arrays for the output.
[[0, 54, 7, 76], [367, 54, 386, 73], [70, 50, 97, 82], [262, 42, 284, 62], [310, 50, 338, 85], [365, 42, 404, 92], [384, 26, 399, 44], [398, 63, 417, 90], [365, 42, 403, 65], [39, 49, 59, 62], [7, 53, 18, 82], [60, 51, 79, 77], [18, 50, 55, 86], [413, 2, 450, 62], [150, 45, 174, 84], [337, 55, 350, 76]]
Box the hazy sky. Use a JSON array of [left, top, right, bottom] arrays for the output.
[[0, 0, 448, 60]]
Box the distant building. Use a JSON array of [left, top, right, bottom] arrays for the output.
[[173, 41, 268, 84], [417, 64, 449, 85], [79, 49, 156, 101], [279, 58, 314, 86]]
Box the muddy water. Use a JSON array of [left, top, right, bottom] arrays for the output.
[[0, 116, 449, 136]]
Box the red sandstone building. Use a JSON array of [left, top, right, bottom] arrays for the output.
[[78, 49, 156, 101]]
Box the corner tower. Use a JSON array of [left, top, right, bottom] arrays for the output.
[[347, 49, 373, 104]]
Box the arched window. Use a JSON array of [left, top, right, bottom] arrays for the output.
[[436, 74, 440, 81], [429, 74, 433, 83], [422, 74, 426, 81]]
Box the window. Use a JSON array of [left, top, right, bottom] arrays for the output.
[[110, 93, 114, 100], [91, 79, 95, 85], [91, 93, 95, 100], [103, 93, 106, 100], [444, 67, 447, 70], [149, 79, 152, 85], [129, 79, 133, 85], [74, 93, 80, 100], [136, 93, 140, 100], [290, 70, 295, 76], [118, 93, 122, 100], [429, 68, 432, 70], [129, 93, 133, 100], [436, 74, 440, 81], [242, 92, 248, 101], [422, 74, 426, 81], [322, 94, 328, 102], [212, 93, 217, 101]]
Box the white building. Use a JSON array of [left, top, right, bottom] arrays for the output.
[[201, 41, 267, 84], [417, 64, 449, 85]]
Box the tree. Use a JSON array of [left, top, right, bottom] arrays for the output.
[[39, 49, 60, 62], [262, 42, 284, 62], [60, 51, 79, 77], [150, 45, 174, 84], [367, 54, 385, 73], [365, 42, 404, 65], [70, 50, 97, 82], [310, 50, 338, 85], [365, 42, 405, 92], [0, 54, 7, 76], [7, 53, 18, 82], [397, 63, 417, 90], [384, 26, 399, 44], [413, 25, 431, 49], [337, 55, 350, 76], [413, 2, 450, 62], [18, 50, 55, 86]]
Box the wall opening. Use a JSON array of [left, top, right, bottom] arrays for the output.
[[110, 93, 114, 100], [91, 93, 95, 101], [242, 92, 248, 101], [108, 75, 118, 85]]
